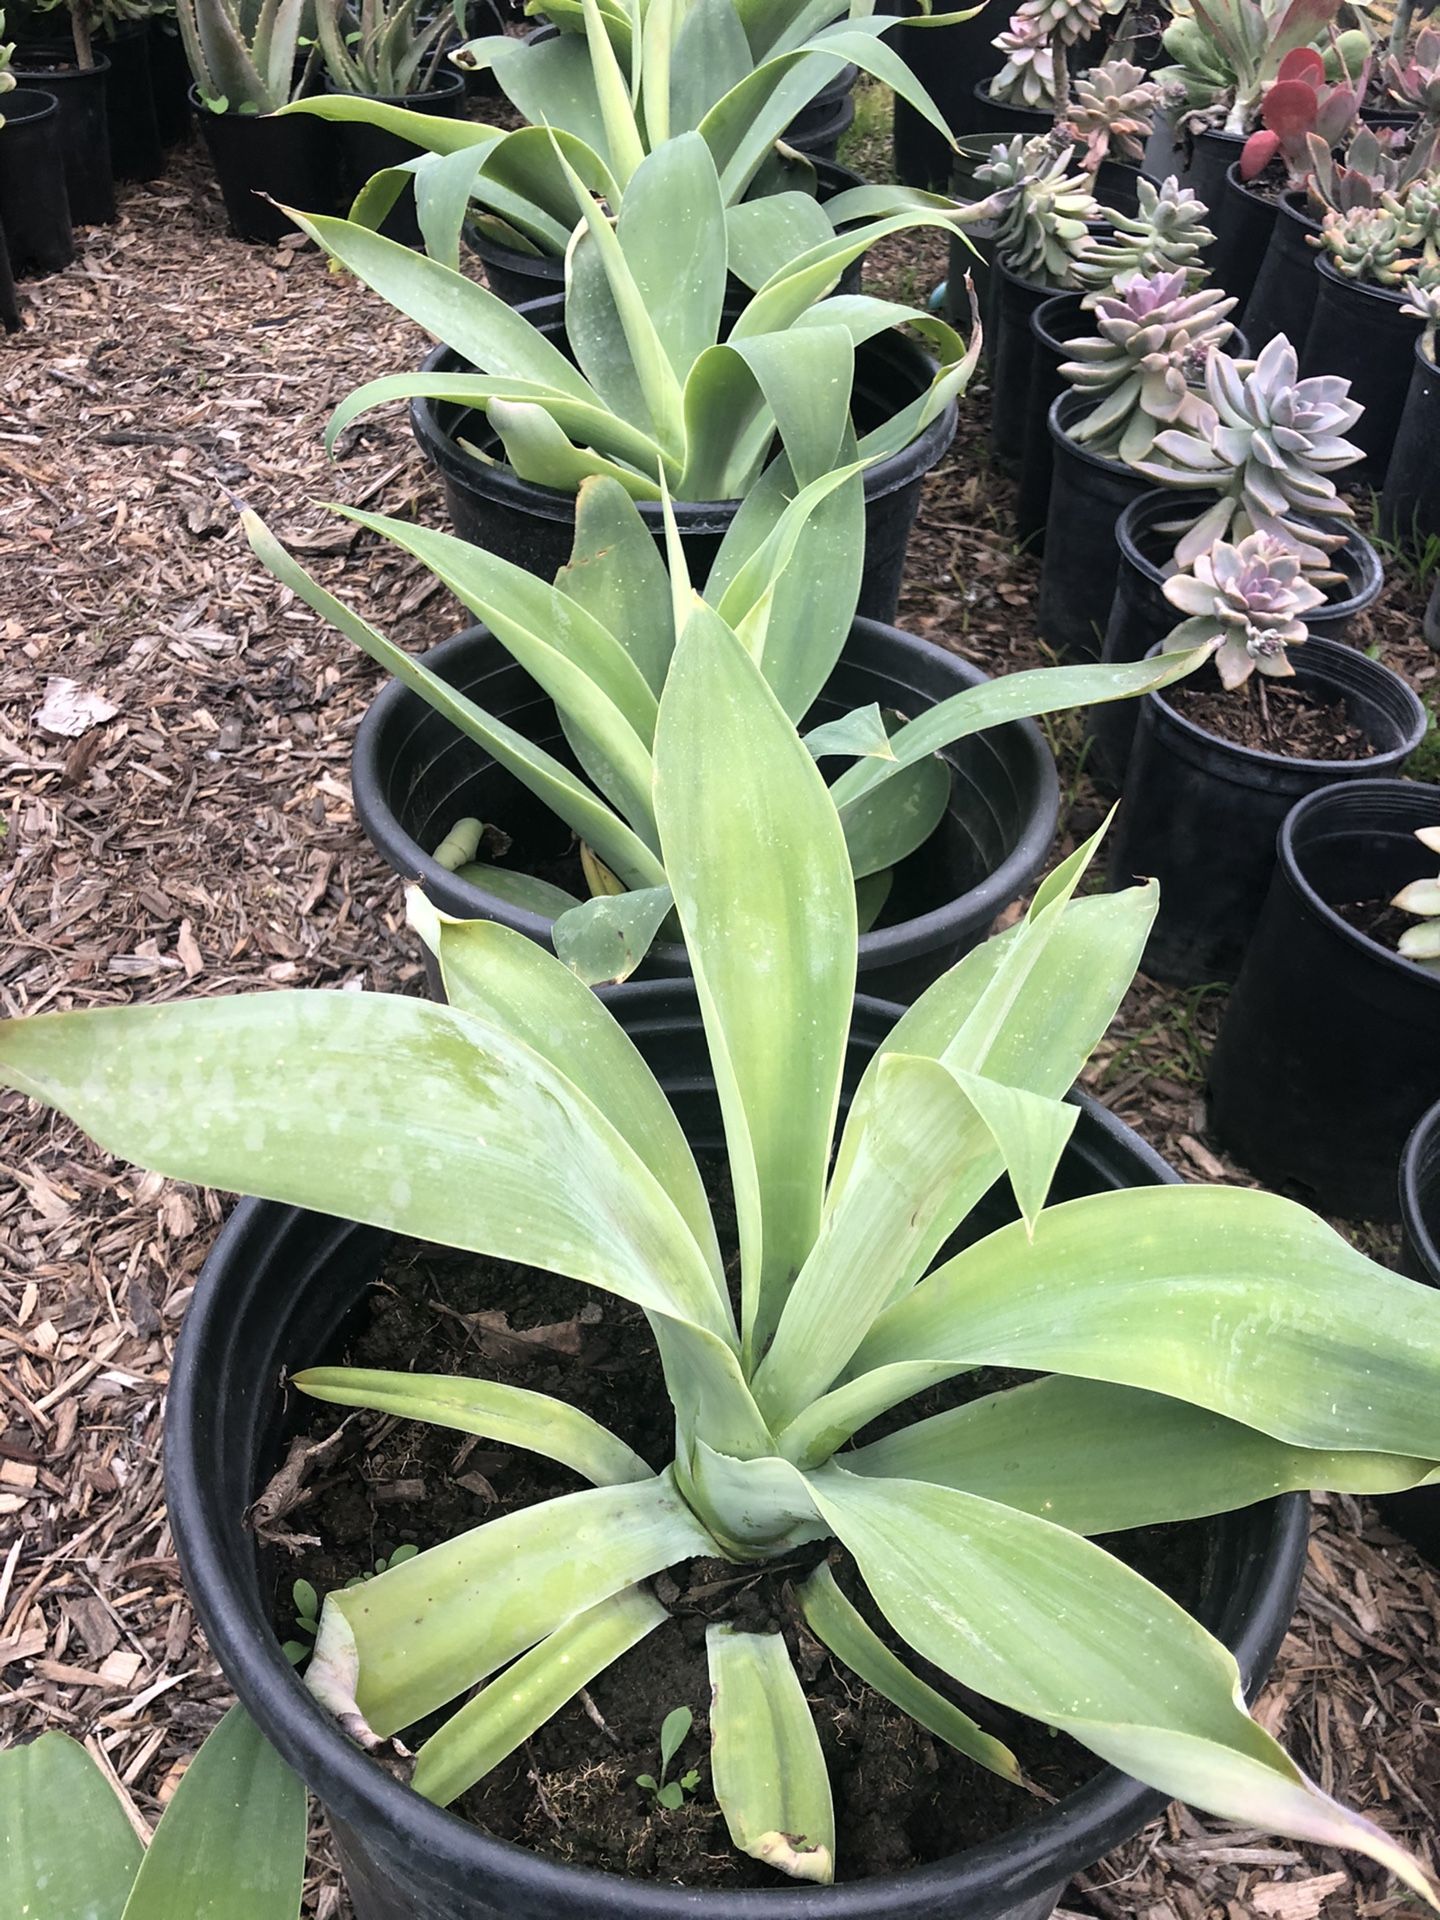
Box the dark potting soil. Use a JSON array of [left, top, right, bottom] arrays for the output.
[[1167, 677, 1373, 759], [1332, 896, 1419, 955], [268, 1165, 1209, 1889]]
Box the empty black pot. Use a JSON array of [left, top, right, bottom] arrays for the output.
[[1301, 261, 1423, 487], [1240, 190, 1319, 355], [1037, 390, 1151, 659], [1088, 489, 1384, 791], [149, 18, 194, 146], [410, 311, 956, 624], [891, 10, 1003, 190], [350, 618, 1059, 1005], [1209, 779, 1440, 1217], [11, 51, 115, 225], [164, 999, 1308, 1920], [1111, 639, 1425, 985], [193, 88, 340, 241], [97, 19, 162, 180], [1379, 339, 1440, 553], [0, 89, 74, 276], [328, 69, 466, 245], [1212, 162, 1278, 303], [1383, 1100, 1440, 1558]]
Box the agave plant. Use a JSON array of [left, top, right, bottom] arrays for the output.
[[1386, 20, 1440, 122], [3, 621, 1440, 1897], [1237, 45, 1364, 185], [976, 131, 1100, 284], [1071, 173, 1216, 291], [315, 0, 454, 97], [1063, 56, 1164, 169], [1060, 269, 1237, 463], [1393, 825, 1440, 969], [177, 0, 311, 111], [1160, 527, 1326, 687], [1132, 334, 1364, 572]]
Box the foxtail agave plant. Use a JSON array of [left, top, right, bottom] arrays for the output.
[[1059, 269, 1237, 464], [1071, 174, 1216, 291], [1393, 825, 1440, 969], [3, 616, 1440, 1895], [976, 132, 1100, 284], [1160, 528, 1325, 687], [287, 130, 989, 502]]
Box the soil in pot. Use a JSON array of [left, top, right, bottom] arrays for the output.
[[1164, 676, 1372, 757], [10, 51, 115, 225], [0, 89, 75, 276]]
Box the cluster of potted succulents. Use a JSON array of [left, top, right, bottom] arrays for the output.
[[4, 0, 1440, 1910]]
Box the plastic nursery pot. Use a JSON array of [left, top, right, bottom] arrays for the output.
[[0, 218, 18, 332], [0, 90, 75, 277], [1181, 128, 1244, 227], [327, 69, 466, 247], [988, 258, 1066, 480], [467, 157, 866, 310], [1300, 260, 1424, 488], [192, 87, 340, 243], [1139, 108, 1186, 187], [969, 78, 1053, 143], [1379, 340, 1440, 553], [163, 990, 1310, 1920], [1015, 293, 1088, 549], [350, 618, 1060, 1006], [409, 316, 956, 625], [1239, 190, 1319, 356], [1036, 390, 1152, 660], [1087, 488, 1382, 792], [1213, 162, 1279, 307], [97, 19, 162, 180], [1382, 1099, 1440, 1559], [11, 51, 115, 226], [780, 65, 857, 162], [149, 18, 195, 147], [891, 9, 1004, 191], [1209, 779, 1440, 1217]]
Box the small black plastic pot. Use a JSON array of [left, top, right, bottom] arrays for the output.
[[1300, 261, 1423, 487], [1015, 292, 1088, 548], [1036, 390, 1152, 659], [193, 88, 340, 242], [1183, 127, 1244, 225], [149, 18, 194, 146], [1088, 489, 1384, 791], [1382, 1099, 1440, 1558], [782, 67, 857, 161], [410, 311, 956, 624], [328, 69, 466, 245], [0, 217, 19, 331], [97, 19, 162, 180], [891, 11, 1003, 190], [351, 619, 1060, 1005], [1239, 190, 1319, 355], [1213, 162, 1278, 303], [0, 90, 75, 277], [1110, 639, 1425, 985], [1209, 779, 1440, 1217], [11, 52, 115, 226], [989, 258, 1065, 479], [969, 78, 1052, 143], [1379, 339, 1440, 553], [164, 998, 1309, 1920]]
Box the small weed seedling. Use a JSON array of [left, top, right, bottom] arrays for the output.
[[283, 1548, 419, 1663], [637, 1707, 701, 1811]]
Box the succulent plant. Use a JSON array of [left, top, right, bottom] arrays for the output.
[[1392, 826, 1440, 969], [1132, 335, 1364, 574], [316, 0, 454, 98], [1305, 122, 1440, 215], [1157, 0, 1361, 133], [1060, 270, 1238, 463], [1317, 201, 1419, 286], [1386, 21, 1440, 122], [1401, 271, 1440, 361], [975, 133, 1100, 286], [1238, 46, 1364, 185], [177, 0, 312, 111], [0, 13, 14, 129], [1072, 175, 1216, 290], [991, 14, 1058, 108], [1160, 529, 1325, 688], [1063, 57, 1164, 169]]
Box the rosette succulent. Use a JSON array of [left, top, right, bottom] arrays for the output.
[[976, 133, 1100, 285], [1392, 826, 1440, 969], [992, 14, 1056, 107], [1306, 123, 1440, 216], [1132, 335, 1364, 572], [1160, 529, 1326, 688], [1072, 175, 1216, 290], [1064, 57, 1164, 169], [1060, 270, 1237, 463], [1401, 273, 1440, 361], [1386, 22, 1440, 122], [1317, 201, 1419, 286]]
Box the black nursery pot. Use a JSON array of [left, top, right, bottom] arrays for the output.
[[0, 218, 18, 331], [1212, 163, 1279, 304], [1110, 638, 1425, 986], [969, 77, 1052, 143], [410, 315, 955, 624], [1384, 1100, 1440, 1558], [1209, 780, 1440, 1218], [350, 619, 1060, 1006], [1015, 292, 1088, 548], [780, 65, 857, 162], [0, 90, 75, 277], [164, 991, 1310, 1920], [891, 10, 1003, 190], [1088, 489, 1383, 791], [988, 258, 1062, 480], [1379, 340, 1440, 553], [193, 88, 340, 242], [1181, 128, 1244, 227], [1300, 261, 1423, 487], [149, 19, 194, 147], [12, 52, 115, 225], [328, 69, 466, 245], [97, 19, 162, 180], [1240, 190, 1319, 356], [1036, 390, 1151, 659]]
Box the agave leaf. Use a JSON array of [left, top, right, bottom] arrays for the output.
[[838, 752, 952, 880], [854, 867, 893, 934], [447, 864, 582, 917], [497, 26, 617, 161], [846, 1374, 1440, 1533], [554, 477, 675, 698], [615, 131, 728, 388], [707, 1626, 835, 1884], [723, 324, 854, 486], [488, 397, 666, 505], [804, 703, 896, 762], [0, 1731, 142, 1920], [638, 0, 678, 142], [723, 190, 835, 291], [577, 0, 647, 183], [552, 883, 677, 983], [667, 0, 753, 130], [281, 93, 494, 151]]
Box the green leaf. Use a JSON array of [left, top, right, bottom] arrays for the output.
[[576, 0, 646, 184], [490, 31, 617, 161], [293, 1366, 653, 1486], [554, 475, 675, 697], [310, 1472, 710, 1738], [724, 191, 835, 292], [486, 398, 663, 501], [805, 1466, 1439, 1910], [794, 1563, 1024, 1784], [410, 1587, 667, 1806], [615, 131, 728, 388], [553, 884, 676, 984], [723, 324, 854, 487], [942, 1067, 1078, 1238], [653, 603, 856, 1368], [293, 1578, 320, 1623], [448, 864, 582, 917], [804, 704, 897, 762], [667, 0, 751, 130], [839, 751, 951, 881], [707, 1627, 834, 1884], [854, 868, 892, 934], [655, 1780, 685, 1809], [0, 1732, 143, 1920], [845, 1374, 1440, 1534], [121, 1706, 305, 1920], [659, 1704, 693, 1773], [281, 92, 493, 150]]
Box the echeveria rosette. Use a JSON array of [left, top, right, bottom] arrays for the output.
[[976, 134, 1101, 287], [1061, 271, 1237, 464], [1161, 531, 1326, 690], [1393, 826, 1440, 969], [992, 15, 1057, 108], [1401, 272, 1440, 361], [1386, 22, 1440, 121], [1073, 176, 1216, 293], [1131, 336, 1364, 574], [1317, 202, 1417, 287], [1063, 58, 1163, 170]]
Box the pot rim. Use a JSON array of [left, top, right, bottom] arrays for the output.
[[1313, 254, 1412, 308], [163, 1024, 1310, 1916], [1400, 1097, 1440, 1283], [3, 86, 62, 124], [11, 48, 113, 77], [1277, 777, 1440, 984], [1046, 389, 1134, 481], [319, 66, 467, 104]]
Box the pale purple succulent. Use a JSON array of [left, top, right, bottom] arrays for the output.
[[1161, 530, 1327, 690]]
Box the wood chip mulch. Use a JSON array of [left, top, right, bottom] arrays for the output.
[[1, 129, 1436, 1920]]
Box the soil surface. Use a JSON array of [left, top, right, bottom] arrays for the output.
[[1166, 677, 1375, 759]]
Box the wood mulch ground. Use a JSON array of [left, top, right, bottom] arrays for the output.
[[1, 97, 1436, 1920]]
